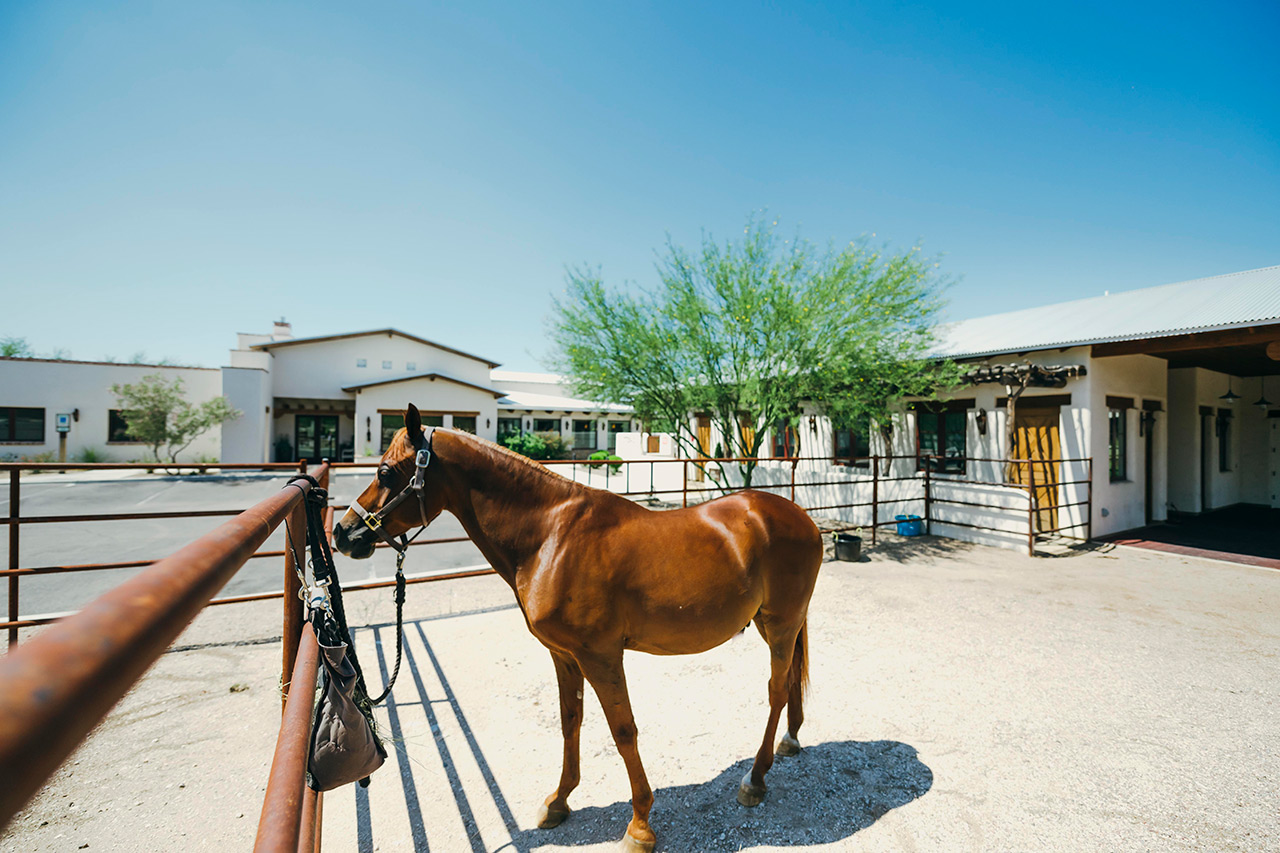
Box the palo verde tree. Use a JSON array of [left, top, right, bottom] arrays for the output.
[[111, 373, 241, 466], [549, 217, 962, 488]]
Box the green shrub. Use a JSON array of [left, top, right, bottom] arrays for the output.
[[503, 431, 571, 460], [588, 450, 624, 474], [75, 447, 108, 463]]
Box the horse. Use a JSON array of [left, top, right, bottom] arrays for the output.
[[334, 404, 823, 852]]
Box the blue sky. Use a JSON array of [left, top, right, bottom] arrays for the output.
[[1, 1, 1276, 371]]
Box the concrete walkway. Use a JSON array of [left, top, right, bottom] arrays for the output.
[[4, 538, 1277, 852]]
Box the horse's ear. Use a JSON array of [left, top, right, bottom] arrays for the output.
[[405, 403, 423, 448]]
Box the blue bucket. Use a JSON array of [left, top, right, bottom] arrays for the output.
[[895, 514, 923, 536]]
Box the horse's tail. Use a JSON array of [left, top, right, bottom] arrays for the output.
[[789, 619, 809, 701]]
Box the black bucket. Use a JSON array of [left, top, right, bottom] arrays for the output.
[[833, 533, 862, 562]]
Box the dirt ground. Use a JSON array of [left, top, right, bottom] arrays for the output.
[[4, 534, 1277, 852]]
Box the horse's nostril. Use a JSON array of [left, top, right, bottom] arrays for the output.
[[333, 524, 348, 548]]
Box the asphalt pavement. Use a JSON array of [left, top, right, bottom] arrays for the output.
[[1, 470, 487, 618]]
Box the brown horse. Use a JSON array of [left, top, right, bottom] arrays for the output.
[[334, 404, 823, 852]]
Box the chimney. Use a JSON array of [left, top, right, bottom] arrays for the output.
[[272, 318, 293, 340]]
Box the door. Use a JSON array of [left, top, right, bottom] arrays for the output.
[[296, 415, 339, 463], [1270, 418, 1279, 509], [695, 415, 711, 482], [1011, 410, 1060, 533], [607, 421, 627, 453]]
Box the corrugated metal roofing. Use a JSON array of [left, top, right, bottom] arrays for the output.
[[933, 265, 1280, 359], [497, 389, 632, 413]]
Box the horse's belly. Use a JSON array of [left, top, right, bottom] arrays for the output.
[[624, 596, 761, 656]]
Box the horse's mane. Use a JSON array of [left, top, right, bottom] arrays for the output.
[[448, 430, 586, 492]]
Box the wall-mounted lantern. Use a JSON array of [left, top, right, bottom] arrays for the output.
[[975, 408, 988, 436], [486, 418, 491, 429], [365, 416, 372, 443], [808, 415, 817, 435]]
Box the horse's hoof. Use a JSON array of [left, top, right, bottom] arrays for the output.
[[536, 802, 571, 829], [618, 830, 656, 852], [776, 732, 801, 756], [737, 771, 767, 807]]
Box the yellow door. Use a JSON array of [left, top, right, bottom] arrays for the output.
[[695, 415, 711, 482], [1011, 410, 1061, 533]]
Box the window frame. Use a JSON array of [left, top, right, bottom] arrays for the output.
[[1, 407, 45, 443], [107, 409, 144, 444], [771, 419, 800, 459], [832, 421, 871, 468], [379, 413, 405, 453], [914, 409, 967, 474], [1108, 407, 1128, 482]]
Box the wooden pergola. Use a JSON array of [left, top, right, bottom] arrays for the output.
[[961, 362, 1087, 458]]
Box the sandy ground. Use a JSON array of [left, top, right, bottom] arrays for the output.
[[4, 534, 1278, 853]]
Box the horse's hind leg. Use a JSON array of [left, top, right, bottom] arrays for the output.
[[537, 651, 583, 829], [738, 621, 800, 807], [777, 622, 807, 757]]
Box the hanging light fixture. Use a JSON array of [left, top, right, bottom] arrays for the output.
[[1254, 376, 1273, 411], [1219, 376, 1240, 403]]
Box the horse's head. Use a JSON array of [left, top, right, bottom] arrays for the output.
[[334, 403, 446, 560]]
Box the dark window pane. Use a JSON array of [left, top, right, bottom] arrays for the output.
[[423, 415, 444, 428], [534, 418, 558, 432], [497, 417, 522, 439], [108, 410, 133, 442], [453, 416, 477, 434], [11, 408, 44, 442], [380, 414, 404, 453], [1108, 408, 1126, 481]]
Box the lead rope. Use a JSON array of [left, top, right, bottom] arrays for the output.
[[284, 476, 407, 710]]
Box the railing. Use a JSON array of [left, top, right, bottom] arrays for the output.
[[541, 452, 1093, 557], [0, 461, 498, 649], [0, 461, 332, 847]]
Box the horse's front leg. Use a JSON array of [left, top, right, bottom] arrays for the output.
[[537, 650, 583, 829], [578, 654, 656, 853]]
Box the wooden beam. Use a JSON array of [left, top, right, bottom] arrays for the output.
[[1092, 323, 1280, 357]]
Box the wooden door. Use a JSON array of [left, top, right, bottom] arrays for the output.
[[695, 415, 711, 482], [1011, 410, 1060, 533]]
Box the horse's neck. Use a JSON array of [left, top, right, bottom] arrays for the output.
[[437, 432, 578, 583]]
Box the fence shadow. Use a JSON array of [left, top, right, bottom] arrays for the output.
[[508, 739, 932, 852]]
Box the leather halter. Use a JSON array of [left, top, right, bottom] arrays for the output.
[[348, 427, 435, 553]]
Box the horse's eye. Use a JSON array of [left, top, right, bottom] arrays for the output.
[[377, 467, 392, 486]]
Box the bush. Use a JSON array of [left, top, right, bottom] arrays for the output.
[[502, 431, 571, 460], [588, 450, 623, 474], [75, 447, 107, 463]]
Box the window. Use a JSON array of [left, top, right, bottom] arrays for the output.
[[1, 407, 44, 442], [380, 414, 404, 453], [356, 358, 367, 368], [406, 362, 417, 371], [833, 420, 871, 467], [916, 410, 966, 474], [772, 419, 800, 458], [534, 418, 559, 433], [497, 417, 522, 440], [1218, 412, 1231, 472], [107, 410, 141, 443], [381, 360, 392, 370], [1108, 408, 1127, 481], [452, 415, 477, 434], [573, 419, 596, 450], [423, 414, 444, 428]]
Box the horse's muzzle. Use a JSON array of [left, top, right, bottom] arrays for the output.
[[333, 520, 375, 560]]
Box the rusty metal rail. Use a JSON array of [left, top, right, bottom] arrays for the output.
[[0, 462, 328, 830]]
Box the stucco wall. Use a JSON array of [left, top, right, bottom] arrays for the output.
[[267, 335, 492, 400], [220, 367, 273, 463], [0, 359, 225, 462], [353, 377, 499, 460], [1088, 353, 1168, 535]]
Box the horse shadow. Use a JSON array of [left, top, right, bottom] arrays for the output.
[[507, 739, 932, 852]]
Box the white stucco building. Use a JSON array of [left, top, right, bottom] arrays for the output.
[[0, 321, 636, 465]]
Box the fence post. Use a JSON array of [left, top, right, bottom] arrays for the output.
[[790, 457, 798, 503], [7, 470, 18, 650], [682, 460, 688, 508], [871, 455, 878, 547], [922, 459, 931, 535], [282, 462, 308, 710], [1086, 457, 1094, 542], [1026, 456, 1037, 557], [319, 461, 332, 546]]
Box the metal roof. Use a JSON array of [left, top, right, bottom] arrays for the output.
[[932, 265, 1280, 359], [497, 389, 632, 414]]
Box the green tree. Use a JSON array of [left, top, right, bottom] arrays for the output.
[[549, 217, 962, 488], [1, 337, 34, 357], [111, 373, 241, 465]]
